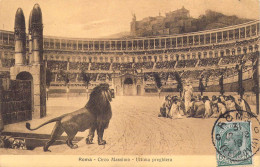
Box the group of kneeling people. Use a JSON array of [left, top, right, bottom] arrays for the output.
[[158, 94, 252, 119]]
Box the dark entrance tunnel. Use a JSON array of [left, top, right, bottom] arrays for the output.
[[124, 78, 133, 84]]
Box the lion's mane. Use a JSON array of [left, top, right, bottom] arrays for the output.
[[85, 83, 112, 128]]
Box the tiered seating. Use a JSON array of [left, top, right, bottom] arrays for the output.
[[134, 62, 154, 69], [155, 61, 176, 69], [68, 73, 77, 82], [224, 67, 238, 78], [243, 52, 258, 62], [120, 63, 132, 69], [90, 63, 110, 70], [220, 55, 243, 65], [47, 60, 67, 70], [90, 73, 98, 81], [176, 60, 197, 68], [159, 72, 168, 81], [69, 62, 89, 71], [112, 63, 121, 70], [198, 57, 220, 66], [181, 70, 202, 80], [144, 72, 180, 82], [185, 60, 197, 67]]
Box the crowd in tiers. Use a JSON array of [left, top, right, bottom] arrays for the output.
[[224, 67, 238, 78], [111, 63, 133, 70], [0, 59, 15, 68], [68, 73, 77, 82], [69, 62, 89, 71], [89, 73, 98, 81], [90, 63, 110, 70], [134, 62, 154, 69], [220, 54, 243, 65], [97, 73, 112, 81], [144, 72, 179, 82], [207, 69, 221, 79], [181, 70, 203, 80], [47, 60, 67, 70], [112, 63, 121, 70], [155, 61, 176, 69], [198, 57, 220, 67], [176, 59, 197, 68], [120, 63, 133, 69], [243, 52, 258, 62]]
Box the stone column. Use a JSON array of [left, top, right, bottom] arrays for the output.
[[31, 4, 46, 118], [31, 5, 43, 65], [14, 8, 26, 65]]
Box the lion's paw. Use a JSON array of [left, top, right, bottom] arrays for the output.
[[43, 147, 51, 152], [70, 144, 78, 149], [98, 140, 106, 145], [86, 138, 94, 144]]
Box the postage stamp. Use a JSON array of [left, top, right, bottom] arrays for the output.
[[212, 110, 260, 166], [214, 121, 252, 166]]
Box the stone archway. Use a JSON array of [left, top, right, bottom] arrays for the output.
[[16, 71, 33, 80], [16, 71, 34, 120], [124, 78, 133, 84]]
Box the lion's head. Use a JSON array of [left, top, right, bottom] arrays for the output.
[[86, 83, 112, 114]]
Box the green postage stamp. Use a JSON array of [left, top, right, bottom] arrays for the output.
[[214, 121, 252, 166]]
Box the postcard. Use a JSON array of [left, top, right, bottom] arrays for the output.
[[0, 0, 259, 166]]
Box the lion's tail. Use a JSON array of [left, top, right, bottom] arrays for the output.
[[25, 117, 62, 131]]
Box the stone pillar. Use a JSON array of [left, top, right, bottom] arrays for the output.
[[31, 4, 43, 65], [14, 8, 26, 65], [31, 4, 46, 118], [28, 11, 33, 64]]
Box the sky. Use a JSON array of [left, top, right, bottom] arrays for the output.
[[0, 0, 259, 38]]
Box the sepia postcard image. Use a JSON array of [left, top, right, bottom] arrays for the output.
[[0, 0, 259, 166]]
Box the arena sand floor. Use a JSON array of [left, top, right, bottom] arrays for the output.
[[1, 93, 258, 155]]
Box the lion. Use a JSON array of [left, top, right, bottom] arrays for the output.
[[25, 83, 113, 152]]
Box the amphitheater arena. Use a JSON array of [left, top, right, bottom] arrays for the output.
[[0, 20, 259, 97]]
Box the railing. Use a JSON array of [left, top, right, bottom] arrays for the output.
[[0, 20, 259, 52]]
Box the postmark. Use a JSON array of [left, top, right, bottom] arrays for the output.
[[212, 110, 260, 166]]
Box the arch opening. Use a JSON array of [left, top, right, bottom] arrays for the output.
[[124, 78, 133, 85], [16, 71, 33, 80]]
